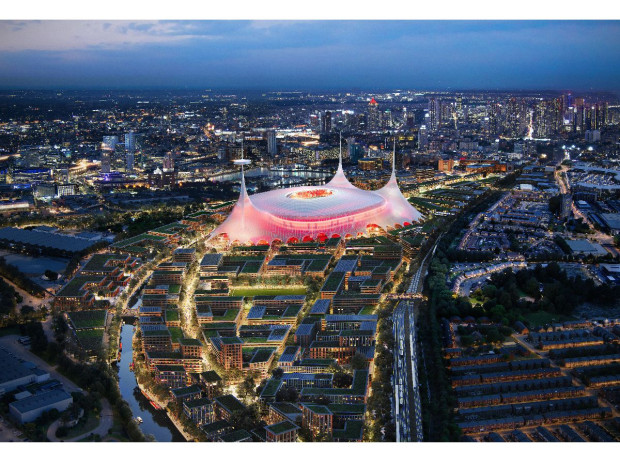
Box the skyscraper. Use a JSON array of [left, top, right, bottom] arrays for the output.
[[320, 112, 332, 134], [418, 125, 428, 150], [266, 130, 277, 157], [346, 137, 364, 163], [367, 98, 380, 131], [101, 152, 111, 174], [125, 132, 136, 172], [427, 98, 440, 131], [126, 152, 134, 173], [163, 152, 175, 172], [102, 135, 119, 151], [125, 131, 136, 152]]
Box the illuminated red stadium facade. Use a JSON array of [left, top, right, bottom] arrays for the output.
[[210, 145, 423, 245]]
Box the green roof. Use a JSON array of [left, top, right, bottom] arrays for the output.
[[325, 403, 366, 415], [333, 420, 364, 440], [56, 275, 100, 297], [146, 283, 181, 294], [212, 308, 241, 322], [260, 377, 283, 398], [150, 222, 189, 234], [152, 270, 184, 276], [266, 420, 298, 435], [75, 329, 104, 351], [184, 397, 213, 409], [251, 348, 275, 364], [220, 429, 252, 442], [171, 384, 202, 397], [66, 310, 107, 329], [200, 370, 222, 383], [201, 420, 231, 434], [168, 326, 184, 341], [303, 404, 331, 415], [81, 253, 128, 271], [270, 402, 302, 415], [112, 233, 166, 248], [321, 271, 346, 292], [215, 395, 246, 414], [142, 329, 171, 337]]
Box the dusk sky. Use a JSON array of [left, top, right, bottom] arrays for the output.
[[0, 20, 619, 91]]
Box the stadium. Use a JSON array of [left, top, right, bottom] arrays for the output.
[[210, 144, 423, 245]]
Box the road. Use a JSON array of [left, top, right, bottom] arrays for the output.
[[46, 398, 114, 442]]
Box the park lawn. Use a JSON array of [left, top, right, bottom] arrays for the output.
[[468, 297, 485, 306], [61, 413, 100, 440], [230, 286, 306, 297], [524, 311, 572, 328], [75, 329, 104, 351], [358, 306, 376, 315]]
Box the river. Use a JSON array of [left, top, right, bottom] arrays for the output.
[[117, 323, 185, 442], [209, 166, 331, 182]]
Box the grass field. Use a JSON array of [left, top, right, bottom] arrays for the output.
[[75, 329, 104, 351], [230, 287, 306, 297], [358, 306, 376, 315], [67, 310, 107, 329], [524, 311, 572, 328]]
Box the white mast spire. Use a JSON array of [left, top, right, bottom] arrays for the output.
[[338, 132, 343, 170], [392, 137, 396, 178]]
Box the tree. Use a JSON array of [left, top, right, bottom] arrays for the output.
[[229, 404, 263, 432], [548, 195, 562, 216], [238, 374, 258, 401], [275, 386, 299, 403], [350, 353, 368, 371], [44, 269, 59, 281], [524, 277, 541, 299], [20, 305, 35, 316], [332, 372, 353, 388]]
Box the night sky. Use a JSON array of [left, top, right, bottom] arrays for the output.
[[0, 20, 619, 91]]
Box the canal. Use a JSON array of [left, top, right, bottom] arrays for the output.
[[117, 323, 185, 442]]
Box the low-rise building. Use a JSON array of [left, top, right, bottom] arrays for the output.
[[183, 397, 214, 426], [265, 420, 299, 442], [9, 389, 73, 424]]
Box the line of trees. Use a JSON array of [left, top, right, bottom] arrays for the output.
[[366, 302, 396, 441], [0, 277, 17, 315], [413, 184, 511, 441], [0, 256, 46, 297]]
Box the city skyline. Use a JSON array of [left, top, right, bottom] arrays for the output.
[[0, 13, 620, 450], [0, 20, 619, 91]]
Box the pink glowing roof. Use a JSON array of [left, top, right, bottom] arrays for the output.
[[209, 140, 423, 244]]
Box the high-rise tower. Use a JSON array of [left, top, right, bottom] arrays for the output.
[[367, 97, 380, 131]]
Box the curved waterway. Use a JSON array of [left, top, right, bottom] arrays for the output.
[[117, 323, 185, 442], [209, 167, 331, 182]]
